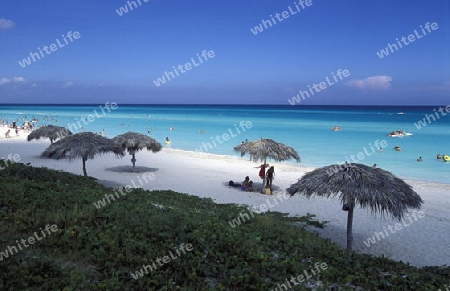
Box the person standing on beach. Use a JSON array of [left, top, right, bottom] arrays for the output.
[[255, 163, 269, 179], [266, 166, 275, 187]]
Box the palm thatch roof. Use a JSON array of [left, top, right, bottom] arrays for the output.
[[287, 163, 423, 250], [41, 132, 124, 176], [112, 132, 162, 154], [287, 163, 422, 220], [233, 138, 300, 163], [27, 125, 72, 144], [112, 132, 162, 168], [234, 138, 300, 193]]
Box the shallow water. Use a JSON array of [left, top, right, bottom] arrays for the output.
[[1, 104, 449, 184]]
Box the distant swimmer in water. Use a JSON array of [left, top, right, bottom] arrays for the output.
[[169, 127, 174, 131], [394, 146, 401, 151], [165, 137, 171, 147], [417, 156, 423, 162], [437, 154, 442, 160], [379, 147, 384, 152], [199, 129, 205, 134]]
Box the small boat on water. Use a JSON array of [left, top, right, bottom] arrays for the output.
[[387, 130, 413, 137], [331, 126, 341, 131]]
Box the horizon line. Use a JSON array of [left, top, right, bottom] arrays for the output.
[[0, 103, 446, 107]]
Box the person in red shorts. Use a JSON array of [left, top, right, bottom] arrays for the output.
[[255, 163, 269, 179]]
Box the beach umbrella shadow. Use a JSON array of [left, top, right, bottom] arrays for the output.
[[105, 165, 159, 173], [287, 163, 423, 250], [223, 181, 281, 193]]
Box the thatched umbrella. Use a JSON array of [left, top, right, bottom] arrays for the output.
[[41, 132, 124, 177], [112, 132, 162, 168], [287, 163, 423, 250], [234, 138, 300, 193], [27, 125, 72, 144]]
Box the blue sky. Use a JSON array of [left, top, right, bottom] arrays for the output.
[[0, 0, 449, 105]]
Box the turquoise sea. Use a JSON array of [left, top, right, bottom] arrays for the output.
[[1, 105, 449, 184]]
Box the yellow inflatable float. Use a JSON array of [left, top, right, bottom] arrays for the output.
[[443, 155, 450, 162]]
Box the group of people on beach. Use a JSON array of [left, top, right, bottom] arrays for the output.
[[229, 176, 253, 192], [258, 164, 275, 194], [229, 163, 275, 194], [2, 119, 34, 139]]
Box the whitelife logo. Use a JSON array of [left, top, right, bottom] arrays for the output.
[[376, 22, 439, 59], [0, 224, 58, 261], [115, 0, 150, 16], [130, 243, 193, 280], [250, 0, 313, 35], [18, 31, 81, 68], [153, 50, 215, 87], [288, 69, 350, 105]]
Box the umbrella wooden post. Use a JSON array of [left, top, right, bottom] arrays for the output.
[[261, 158, 267, 194], [346, 201, 355, 250], [131, 153, 136, 168], [261, 177, 267, 194], [82, 157, 87, 177]]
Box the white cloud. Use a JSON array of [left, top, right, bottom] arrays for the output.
[[63, 81, 74, 88], [346, 75, 392, 90], [13, 77, 25, 83], [283, 86, 295, 94], [0, 78, 10, 86], [425, 81, 450, 91], [0, 18, 15, 30], [0, 77, 26, 86]]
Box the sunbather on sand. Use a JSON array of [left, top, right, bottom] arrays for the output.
[[245, 181, 253, 192]]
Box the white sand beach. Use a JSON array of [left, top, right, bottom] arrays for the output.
[[1, 128, 449, 268]]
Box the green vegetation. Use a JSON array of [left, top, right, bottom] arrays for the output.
[[0, 162, 448, 290]]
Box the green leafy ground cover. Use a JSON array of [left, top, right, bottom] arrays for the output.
[[0, 162, 448, 290]]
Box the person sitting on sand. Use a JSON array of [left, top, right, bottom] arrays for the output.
[[255, 163, 269, 179], [5, 129, 10, 138], [245, 181, 253, 192], [241, 176, 250, 191], [417, 156, 423, 162]]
